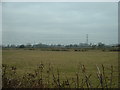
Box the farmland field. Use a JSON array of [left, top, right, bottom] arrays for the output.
[[2, 49, 118, 73], [2, 49, 119, 88]]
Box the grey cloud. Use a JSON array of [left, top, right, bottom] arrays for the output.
[[2, 2, 118, 45]]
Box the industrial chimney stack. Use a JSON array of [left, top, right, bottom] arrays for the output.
[[86, 34, 88, 45]]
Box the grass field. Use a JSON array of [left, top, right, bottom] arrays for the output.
[[2, 49, 119, 88]]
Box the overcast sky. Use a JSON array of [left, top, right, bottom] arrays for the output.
[[2, 2, 118, 45]]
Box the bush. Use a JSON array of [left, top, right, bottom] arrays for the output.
[[2, 63, 118, 88]]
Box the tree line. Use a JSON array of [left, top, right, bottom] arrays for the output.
[[1, 42, 120, 50]]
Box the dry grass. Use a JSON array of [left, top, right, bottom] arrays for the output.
[[2, 63, 118, 88], [2, 49, 119, 88]]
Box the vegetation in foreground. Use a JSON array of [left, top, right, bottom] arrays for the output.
[[2, 49, 119, 88], [2, 63, 118, 88]]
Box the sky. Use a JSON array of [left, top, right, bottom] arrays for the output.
[[2, 2, 118, 45], [0, 3, 2, 45]]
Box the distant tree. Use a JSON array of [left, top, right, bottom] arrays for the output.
[[69, 44, 73, 48], [73, 44, 78, 47], [7, 44, 10, 48], [57, 44, 61, 47], [97, 42, 105, 48], [10, 44, 16, 48], [89, 43, 92, 46], [19, 45, 25, 48], [26, 43, 32, 48], [92, 45, 97, 49]]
